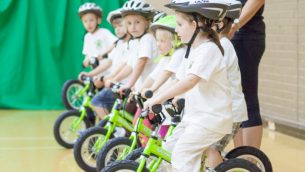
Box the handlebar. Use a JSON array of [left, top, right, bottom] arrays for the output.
[[144, 90, 153, 99]]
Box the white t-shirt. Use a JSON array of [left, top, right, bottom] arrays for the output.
[[82, 28, 117, 57], [165, 47, 186, 77], [127, 33, 158, 89], [221, 37, 248, 123], [149, 56, 171, 79], [181, 41, 233, 134], [108, 40, 129, 72]]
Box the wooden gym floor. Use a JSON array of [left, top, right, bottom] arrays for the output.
[[0, 110, 304, 172]]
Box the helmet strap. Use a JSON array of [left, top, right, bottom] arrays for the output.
[[184, 13, 200, 59]]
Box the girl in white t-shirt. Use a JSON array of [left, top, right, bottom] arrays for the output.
[[92, 0, 157, 119], [78, 3, 117, 67], [145, 0, 232, 171], [205, 1, 248, 170], [103, 0, 158, 90]]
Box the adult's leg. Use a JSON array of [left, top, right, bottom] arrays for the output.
[[232, 39, 265, 149]]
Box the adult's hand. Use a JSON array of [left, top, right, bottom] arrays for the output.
[[228, 23, 239, 40]]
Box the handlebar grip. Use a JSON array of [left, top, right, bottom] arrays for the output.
[[176, 98, 185, 112], [123, 88, 131, 97], [81, 75, 88, 81], [151, 104, 162, 114], [109, 82, 115, 88], [145, 90, 153, 99]]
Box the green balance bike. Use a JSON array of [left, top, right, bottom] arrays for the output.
[[124, 114, 272, 171], [54, 76, 107, 148], [61, 57, 99, 110], [102, 104, 262, 172], [95, 93, 185, 171], [73, 84, 138, 172]]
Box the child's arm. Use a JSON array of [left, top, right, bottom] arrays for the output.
[[124, 57, 148, 88], [107, 62, 126, 79], [140, 77, 154, 92], [111, 65, 133, 82], [97, 43, 116, 60], [150, 70, 173, 92], [83, 55, 91, 67], [85, 59, 112, 77], [145, 74, 201, 108]]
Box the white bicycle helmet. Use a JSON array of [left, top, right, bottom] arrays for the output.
[[78, 2, 102, 18], [121, 0, 155, 19], [107, 8, 122, 24], [153, 11, 167, 23], [226, 0, 242, 20], [165, 0, 229, 21]]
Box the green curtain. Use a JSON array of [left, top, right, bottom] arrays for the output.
[[0, 0, 127, 109]]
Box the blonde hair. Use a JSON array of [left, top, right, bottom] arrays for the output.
[[155, 28, 175, 47]]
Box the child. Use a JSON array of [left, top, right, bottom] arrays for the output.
[[133, 15, 178, 140], [140, 15, 177, 92], [205, 1, 248, 171], [145, 0, 232, 171], [91, 0, 157, 119], [79, 8, 131, 84], [78, 2, 117, 68]]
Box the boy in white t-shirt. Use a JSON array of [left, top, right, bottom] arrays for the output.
[[78, 8, 130, 84], [91, 0, 157, 119], [145, 1, 233, 171], [78, 2, 117, 68], [205, 1, 248, 171]]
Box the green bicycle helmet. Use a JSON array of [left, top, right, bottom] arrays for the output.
[[150, 15, 176, 33]]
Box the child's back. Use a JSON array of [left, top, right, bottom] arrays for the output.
[[220, 37, 247, 122]]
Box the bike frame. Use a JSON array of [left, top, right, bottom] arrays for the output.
[[137, 124, 176, 172], [92, 98, 136, 152]]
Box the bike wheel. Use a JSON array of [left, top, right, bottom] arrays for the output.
[[224, 146, 272, 172], [125, 147, 159, 170], [124, 147, 144, 161], [61, 79, 85, 110], [101, 160, 149, 172], [53, 110, 90, 148], [215, 158, 261, 172], [73, 127, 110, 172], [97, 118, 109, 128], [96, 137, 133, 171]]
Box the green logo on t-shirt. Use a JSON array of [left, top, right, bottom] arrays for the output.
[[188, 61, 193, 69], [96, 40, 102, 49]]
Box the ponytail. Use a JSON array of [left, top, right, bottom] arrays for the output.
[[207, 28, 224, 56], [197, 15, 224, 56]]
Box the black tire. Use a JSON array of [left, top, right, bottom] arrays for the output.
[[53, 110, 90, 148], [97, 118, 109, 128], [101, 160, 149, 172], [215, 158, 261, 172], [96, 137, 133, 171], [73, 127, 111, 172], [125, 147, 159, 170], [225, 146, 272, 172], [61, 79, 85, 110], [124, 147, 145, 161]]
